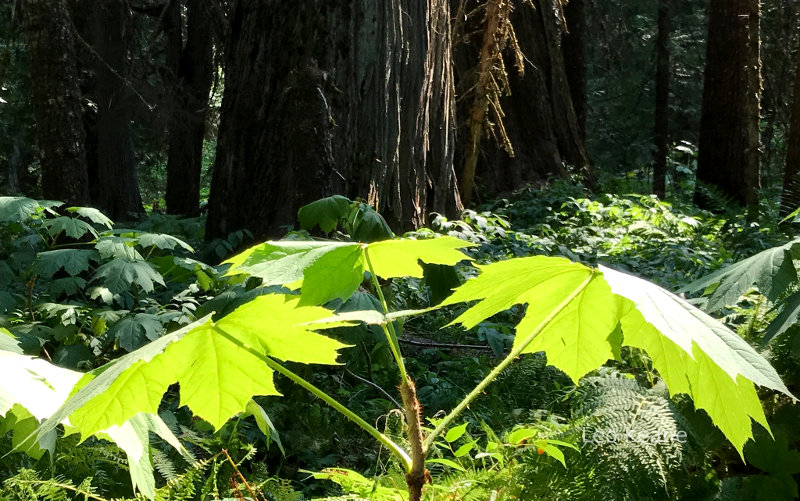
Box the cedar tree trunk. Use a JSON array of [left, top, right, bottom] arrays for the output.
[[653, 0, 671, 199], [780, 25, 800, 217], [22, 0, 90, 205], [452, 0, 593, 197], [695, 0, 761, 212], [89, 0, 144, 220], [563, 0, 586, 142], [165, 0, 213, 216], [206, 0, 462, 240]]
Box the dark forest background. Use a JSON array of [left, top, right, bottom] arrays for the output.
[[4, 0, 799, 237]]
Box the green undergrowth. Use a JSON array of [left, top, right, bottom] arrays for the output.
[[2, 185, 800, 501]]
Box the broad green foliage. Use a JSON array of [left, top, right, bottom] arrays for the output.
[[681, 239, 800, 342], [2, 195, 795, 499], [0, 329, 187, 499], [443, 257, 622, 382], [602, 266, 782, 453], [680, 238, 800, 312], [439, 254, 790, 453], [225, 236, 475, 306], [38, 296, 353, 440], [298, 195, 394, 242]]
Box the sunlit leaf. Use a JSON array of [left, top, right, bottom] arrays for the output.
[[444, 256, 621, 382], [679, 240, 800, 312]]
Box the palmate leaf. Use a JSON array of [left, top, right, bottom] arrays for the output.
[[98, 413, 190, 499], [137, 232, 194, 252], [442, 256, 622, 382], [0, 196, 40, 222], [42, 216, 99, 240], [93, 258, 166, 293], [225, 236, 475, 306], [439, 256, 793, 455], [678, 239, 800, 312], [298, 194, 352, 233], [35, 249, 100, 277], [0, 335, 187, 499], [763, 289, 800, 343], [601, 265, 793, 454], [38, 295, 353, 440], [110, 313, 165, 352], [96, 236, 144, 260], [67, 207, 113, 228]]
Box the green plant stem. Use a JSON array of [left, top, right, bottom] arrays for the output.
[[422, 271, 597, 452], [363, 246, 408, 382], [261, 356, 413, 472]]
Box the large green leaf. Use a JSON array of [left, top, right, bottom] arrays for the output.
[[0, 196, 40, 222], [0, 336, 184, 499], [298, 195, 353, 233], [601, 265, 794, 454], [39, 295, 352, 439], [0, 348, 83, 419], [224, 240, 349, 286], [42, 216, 99, 239], [442, 256, 622, 382], [35, 249, 100, 277], [366, 237, 475, 279], [226, 237, 474, 306], [67, 206, 113, 228], [298, 245, 364, 306], [679, 240, 800, 312], [98, 413, 190, 499], [110, 313, 165, 352], [763, 289, 800, 343], [96, 236, 144, 260], [137, 232, 194, 252], [93, 258, 166, 293]]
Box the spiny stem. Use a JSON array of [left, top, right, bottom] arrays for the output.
[[363, 246, 408, 382], [422, 271, 597, 451], [222, 448, 263, 501]]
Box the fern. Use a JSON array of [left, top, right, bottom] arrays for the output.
[[512, 370, 710, 501]]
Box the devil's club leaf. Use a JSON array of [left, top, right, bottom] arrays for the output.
[[679, 240, 800, 312], [137, 232, 194, 252], [42, 216, 99, 240], [0, 197, 40, 222], [67, 207, 113, 228], [365, 237, 475, 279], [226, 237, 473, 307], [111, 314, 165, 352], [602, 265, 791, 396], [443, 256, 622, 382], [298, 195, 353, 233], [35, 249, 99, 277], [764, 289, 800, 343], [93, 258, 166, 293], [298, 245, 364, 306], [225, 240, 350, 286], [601, 265, 795, 454], [39, 296, 352, 438]]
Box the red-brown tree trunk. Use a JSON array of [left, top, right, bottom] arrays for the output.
[[452, 0, 593, 197], [563, 0, 586, 142], [206, 0, 462, 241], [88, 0, 145, 221]]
